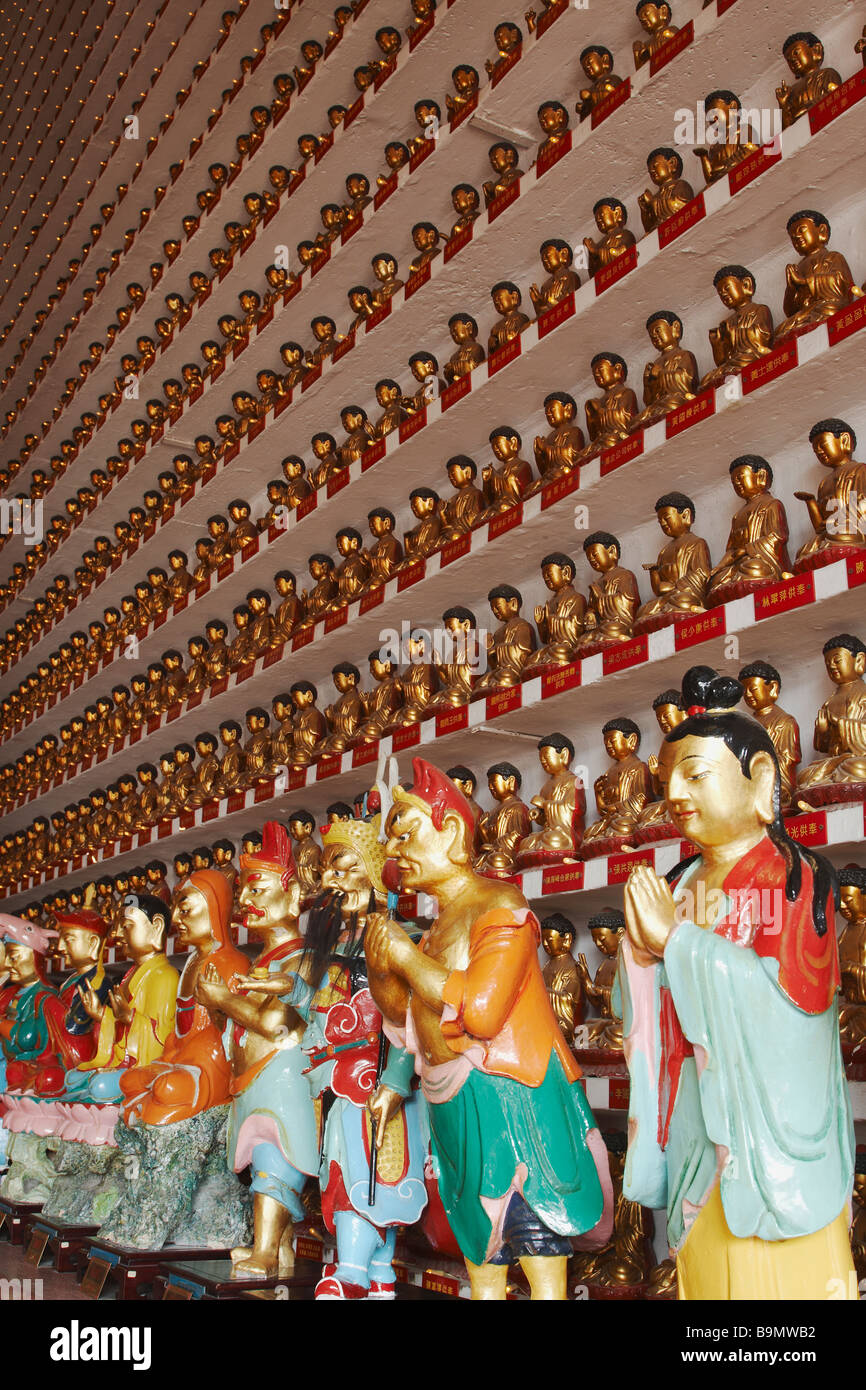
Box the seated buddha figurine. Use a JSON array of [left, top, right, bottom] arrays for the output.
[[638, 147, 694, 234], [538, 913, 584, 1048], [394, 630, 439, 724], [739, 661, 801, 811], [517, 733, 586, 867], [583, 198, 635, 278], [376, 140, 409, 188], [838, 864, 866, 1048], [273, 571, 303, 643], [429, 606, 479, 710], [528, 238, 581, 316], [439, 455, 485, 540], [524, 551, 586, 674], [217, 721, 247, 797], [300, 552, 338, 622], [776, 31, 841, 129], [576, 531, 640, 653], [581, 718, 652, 857], [400, 488, 442, 565], [409, 222, 442, 276], [574, 908, 625, 1050], [338, 406, 375, 468], [372, 378, 407, 439], [530, 391, 585, 491], [482, 140, 523, 207], [323, 662, 364, 752], [119, 871, 247, 1125], [775, 210, 863, 341], [64, 892, 178, 1103], [334, 527, 371, 606], [700, 264, 774, 390], [474, 584, 537, 691], [443, 311, 485, 383], [794, 418, 866, 569], [633, 0, 677, 67], [634, 493, 711, 632], [366, 507, 404, 583], [536, 99, 570, 163], [577, 352, 639, 459], [630, 310, 699, 431], [634, 689, 688, 842], [488, 281, 530, 354], [446, 63, 479, 122], [796, 633, 866, 805], [450, 181, 481, 238], [408, 98, 441, 158], [358, 648, 404, 740], [707, 455, 792, 605], [692, 89, 761, 185], [287, 681, 327, 765], [485, 19, 522, 78], [482, 425, 534, 516], [370, 252, 404, 308], [475, 761, 533, 877], [576, 44, 623, 120], [243, 708, 274, 784], [287, 809, 322, 899]]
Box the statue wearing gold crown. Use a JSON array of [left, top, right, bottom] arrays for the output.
[[260, 808, 429, 1299]]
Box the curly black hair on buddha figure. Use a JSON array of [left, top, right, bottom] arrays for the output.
[[664, 665, 837, 937]]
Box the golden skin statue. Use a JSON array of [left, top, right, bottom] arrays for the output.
[[450, 182, 481, 239], [482, 140, 523, 207], [707, 455, 792, 606], [578, 352, 639, 458], [517, 734, 586, 866], [530, 392, 584, 491], [793, 419, 866, 568], [430, 606, 479, 709], [395, 631, 439, 724], [630, 311, 699, 431], [797, 634, 866, 803], [474, 762, 533, 876], [837, 865, 866, 1048], [540, 913, 584, 1047], [576, 532, 640, 653], [287, 811, 322, 899], [323, 662, 364, 753], [575, 909, 625, 1050], [485, 20, 522, 78], [217, 720, 246, 797], [444, 312, 485, 384], [633, 0, 677, 68], [482, 426, 534, 516], [638, 147, 694, 234], [525, 552, 586, 674], [243, 708, 274, 784], [692, 90, 761, 185], [739, 662, 801, 810], [446, 63, 480, 122], [776, 31, 841, 129], [700, 265, 774, 390], [333, 527, 371, 606], [634, 493, 711, 631], [400, 488, 442, 565], [528, 239, 581, 316], [475, 584, 536, 691], [581, 719, 652, 857], [439, 456, 485, 540], [358, 649, 404, 739], [287, 681, 327, 766], [274, 571, 303, 643], [301, 553, 338, 622], [634, 690, 688, 840], [584, 198, 635, 277], [576, 44, 623, 120], [775, 210, 863, 341], [535, 99, 570, 163], [487, 281, 530, 354], [366, 508, 404, 583], [372, 379, 407, 438]]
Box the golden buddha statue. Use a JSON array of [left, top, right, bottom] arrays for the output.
[[692, 89, 761, 185], [300, 552, 338, 622], [578, 352, 638, 459], [475, 584, 536, 691], [287, 681, 327, 766], [739, 662, 801, 810], [638, 146, 694, 234], [700, 264, 774, 390], [400, 488, 442, 564], [376, 140, 409, 188], [706, 455, 792, 606], [439, 455, 485, 540], [394, 631, 439, 723], [243, 708, 274, 784], [323, 662, 364, 752], [358, 649, 404, 739], [270, 695, 294, 769], [446, 63, 479, 122], [481, 425, 534, 517], [443, 311, 485, 384], [630, 311, 699, 431], [372, 378, 407, 438], [529, 391, 584, 492], [409, 221, 442, 276], [482, 140, 523, 206], [576, 532, 640, 652], [539, 913, 584, 1047], [581, 719, 652, 856], [634, 689, 688, 841], [794, 418, 866, 569], [217, 720, 246, 797], [229, 607, 255, 670], [334, 527, 371, 606], [309, 431, 342, 489], [485, 19, 522, 76], [525, 552, 586, 674], [536, 98, 570, 164], [487, 280, 530, 354], [633, 0, 677, 67], [282, 456, 313, 509], [185, 635, 210, 695], [285, 809, 322, 902], [575, 909, 625, 1050], [408, 98, 440, 158], [365, 508, 404, 583], [517, 734, 586, 867], [475, 761, 533, 877], [776, 31, 841, 129], [370, 252, 403, 308], [838, 864, 866, 1048], [273, 570, 303, 643], [430, 606, 479, 709], [576, 43, 623, 119], [528, 238, 581, 317], [797, 634, 866, 805], [635, 493, 711, 631], [775, 210, 863, 341], [582, 197, 634, 278], [449, 181, 481, 239]]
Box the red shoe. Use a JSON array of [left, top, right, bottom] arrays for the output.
[[367, 1280, 396, 1300], [314, 1276, 368, 1300]]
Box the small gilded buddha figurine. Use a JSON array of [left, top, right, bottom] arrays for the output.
[[443, 311, 485, 383], [334, 526, 371, 606], [539, 913, 584, 1047], [707, 455, 792, 606], [584, 198, 636, 279], [838, 864, 866, 1048], [358, 648, 404, 740], [576, 44, 623, 120], [439, 455, 485, 540], [638, 146, 695, 234], [485, 19, 522, 77], [366, 507, 404, 583], [481, 425, 534, 516], [377, 140, 410, 187], [450, 181, 481, 238], [739, 661, 801, 810], [575, 908, 625, 1049], [634, 492, 711, 632], [529, 238, 581, 315], [796, 633, 866, 805], [430, 606, 479, 709], [577, 531, 640, 653], [530, 390, 585, 490], [323, 662, 364, 752], [338, 405, 375, 468], [775, 210, 863, 341], [409, 222, 442, 276], [693, 89, 761, 185], [287, 809, 322, 899], [630, 310, 699, 431], [446, 63, 480, 121], [274, 570, 303, 643], [475, 762, 533, 877], [301, 552, 338, 621], [487, 280, 530, 354], [370, 252, 404, 308], [243, 708, 274, 784], [475, 583, 537, 691], [309, 432, 342, 489], [578, 352, 639, 458], [776, 31, 841, 129], [700, 264, 774, 390], [482, 140, 523, 206], [408, 98, 441, 158], [400, 487, 443, 565], [634, 689, 688, 841], [536, 99, 570, 163], [524, 551, 586, 674], [517, 734, 586, 866], [793, 418, 866, 569], [217, 720, 247, 797], [581, 718, 652, 857], [394, 631, 439, 723], [633, 0, 677, 68], [372, 378, 407, 438]]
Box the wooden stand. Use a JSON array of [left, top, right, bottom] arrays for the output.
[[22, 1214, 99, 1273], [77, 1240, 234, 1301], [0, 1195, 42, 1246], [155, 1256, 322, 1300]]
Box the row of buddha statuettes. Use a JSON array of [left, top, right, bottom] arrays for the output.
[[3, 199, 864, 614], [3, 627, 866, 892], [5, 16, 864, 485], [2, 416, 864, 747]]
